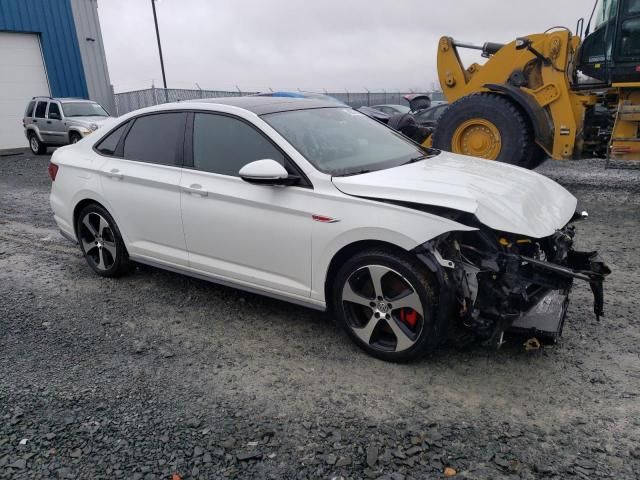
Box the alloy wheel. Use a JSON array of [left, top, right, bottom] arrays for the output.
[[79, 212, 117, 271], [342, 265, 424, 353], [30, 136, 39, 153]]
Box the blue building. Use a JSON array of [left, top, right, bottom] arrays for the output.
[[0, 0, 114, 149]]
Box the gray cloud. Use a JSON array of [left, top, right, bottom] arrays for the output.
[[97, 0, 590, 93]]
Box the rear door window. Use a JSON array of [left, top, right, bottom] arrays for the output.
[[35, 101, 48, 119], [122, 113, 186, 166]]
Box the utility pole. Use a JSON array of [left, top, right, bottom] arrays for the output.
[[151, 0, 168, 102]]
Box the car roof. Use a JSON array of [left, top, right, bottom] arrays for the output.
[[31, 97, 97, 104], [183, 96, 344, 115]]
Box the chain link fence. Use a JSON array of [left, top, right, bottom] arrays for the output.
[[114, 87, 445, 116]]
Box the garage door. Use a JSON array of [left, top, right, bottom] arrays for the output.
[[0, 32, 50, 150]]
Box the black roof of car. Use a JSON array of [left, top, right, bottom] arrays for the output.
[[189, 96, 344, 115]]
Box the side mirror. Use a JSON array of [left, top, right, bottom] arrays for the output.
[[239, 159, 299, 186], [49, 112, 61, 120]]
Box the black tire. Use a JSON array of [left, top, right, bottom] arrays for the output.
[[330, 248, 442, 362], [76, 203, 130, 277], [28, 133, 47, 155], [526, 144, 549, 169], [69, 132, 82, 144], [432, 93, 534, 168]]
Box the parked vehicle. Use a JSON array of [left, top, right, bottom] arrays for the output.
[[49, 97, 609, 361], [255, 91, 346, 105], [413, 103, 449, 128], [356, 106, 392, 123], [371, 104, 411, 115], [23, 97, 113, 155]]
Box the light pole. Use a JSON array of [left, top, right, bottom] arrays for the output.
[[151, 0, 168, 101]]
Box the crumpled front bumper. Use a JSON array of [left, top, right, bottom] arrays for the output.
[[506, 250, 611, 320]]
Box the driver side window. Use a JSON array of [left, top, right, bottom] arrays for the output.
[[192, 113, 285, 176]]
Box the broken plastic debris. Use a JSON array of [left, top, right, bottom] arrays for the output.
[[19, 438, 28, 445]]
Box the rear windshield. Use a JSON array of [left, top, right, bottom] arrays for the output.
[[62, 102, 109, 117]]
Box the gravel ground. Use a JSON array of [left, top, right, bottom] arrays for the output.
[[1, 150, 639, 480]]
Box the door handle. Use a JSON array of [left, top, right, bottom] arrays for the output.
[[33, 119, 38, 123], [46, 120, 52, 124], [105, 168, 124, 180], [182, 184, 208, 196]]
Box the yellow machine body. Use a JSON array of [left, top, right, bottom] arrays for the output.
[[435, 32, 639, 162]]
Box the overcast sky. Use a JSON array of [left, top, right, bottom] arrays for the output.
[[97, 0, 591, 93]]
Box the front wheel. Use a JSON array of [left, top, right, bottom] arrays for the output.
[[331, 249, 442, 362], [69, 132, 82, 144]]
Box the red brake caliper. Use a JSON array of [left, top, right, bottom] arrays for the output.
[[399, 309, 418, 328]]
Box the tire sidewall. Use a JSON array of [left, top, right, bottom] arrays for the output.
[[29, 134, 44, 155], [76, 204, 129, 277], [69, 133, 81, 144], [331, 250, 438, 362], [433, 94, 532, 166]]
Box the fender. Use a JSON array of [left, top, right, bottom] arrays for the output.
[[484, 83, 554, 154], [24, 125, 44, 143], [310, 196, 477, 301]]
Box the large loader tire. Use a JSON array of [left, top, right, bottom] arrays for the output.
[[432, 93, 535, 168]]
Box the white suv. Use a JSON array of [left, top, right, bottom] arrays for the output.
[[49, 97, 609, 361]]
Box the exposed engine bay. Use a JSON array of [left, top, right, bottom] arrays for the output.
[[415, 212, 611, 347]]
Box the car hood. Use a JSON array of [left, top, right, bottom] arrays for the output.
[[331, 152, 577, 238], [67, 116, 113, 127]]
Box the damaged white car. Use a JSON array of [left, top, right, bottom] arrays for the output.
[[49, 98, 610, 361]]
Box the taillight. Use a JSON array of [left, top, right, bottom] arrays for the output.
[[48, 162, 59, 181]]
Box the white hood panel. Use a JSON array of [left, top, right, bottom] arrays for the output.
[[332, 152, 577, 238]]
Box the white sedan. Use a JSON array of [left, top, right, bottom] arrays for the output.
[[49, 97, 609, 361]]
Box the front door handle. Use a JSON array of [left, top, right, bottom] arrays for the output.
[[105, 168, 124, 180], [182, 184, 208, 196], [46, 120, 52, 124]]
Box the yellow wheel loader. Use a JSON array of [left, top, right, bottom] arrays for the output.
[[431, 0, 640, 168]]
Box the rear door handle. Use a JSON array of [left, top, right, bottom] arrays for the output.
[[104, 168, 124, 180], [182, 184, 208, 196], [46, 120, 52, 124]]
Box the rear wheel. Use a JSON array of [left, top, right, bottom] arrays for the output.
[[28, 133, 47, 155], [433, 93, 534, 168], [76, 204, 130, 277], [331, 249, 441, 362]]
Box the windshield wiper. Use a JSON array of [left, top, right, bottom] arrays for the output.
[[403, 155, 429, 165], [334, 168, 373, 177]]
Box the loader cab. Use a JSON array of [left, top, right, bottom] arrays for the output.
[[578, 0, 640, 83]]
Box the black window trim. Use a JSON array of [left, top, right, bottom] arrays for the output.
[[183, 110, 313, 189], [92, 109, 312, 188]]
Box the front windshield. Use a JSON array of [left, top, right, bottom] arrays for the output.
[[62, 102, 109, 117], [595, 0, 618, 29], [263, 108, 432, 176]]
